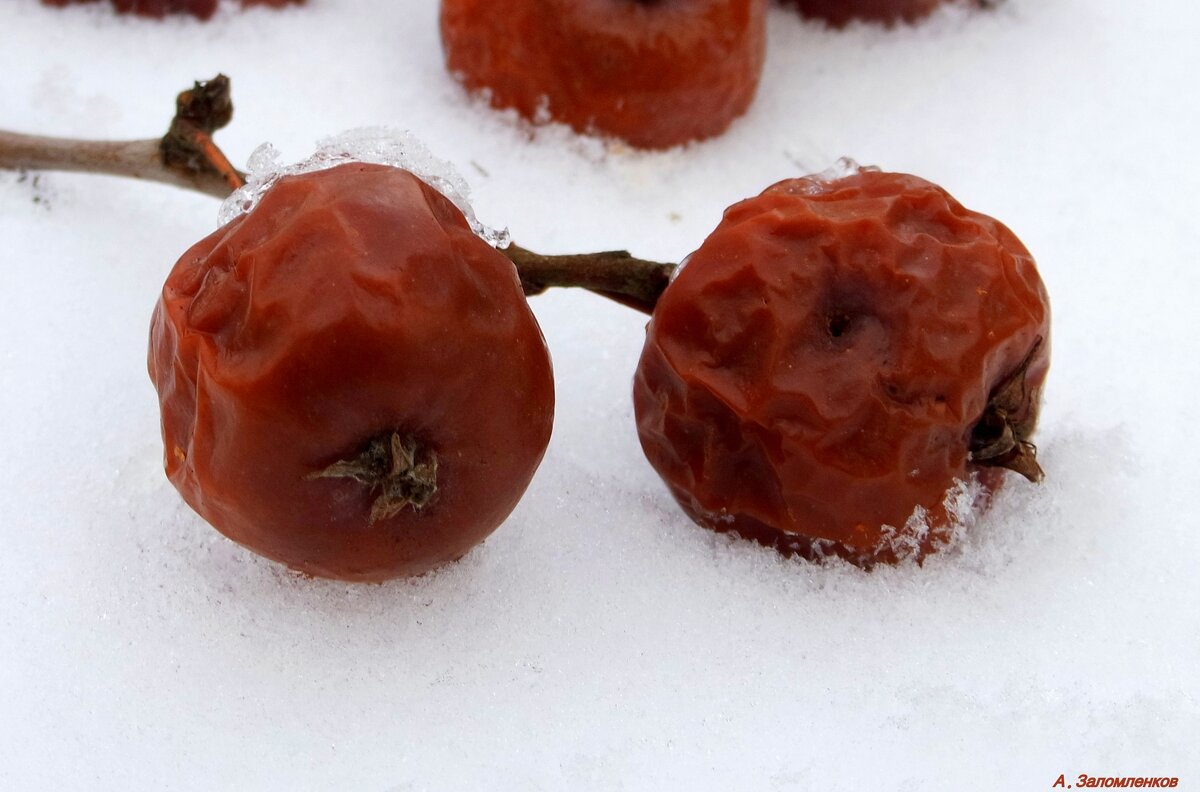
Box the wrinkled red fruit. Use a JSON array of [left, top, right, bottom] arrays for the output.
[[633, 168, 1050, 565], [440, 0, 767, 149], [41, 0, 301, 21], [149, 163, 555, 581]]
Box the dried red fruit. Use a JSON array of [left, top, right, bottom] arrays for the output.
[[148, 163, 555, 581], [633, 168, 1050, 565], [439, 0, 768, 149], [40, 0, 301, 21]]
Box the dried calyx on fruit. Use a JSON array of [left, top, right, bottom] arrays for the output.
[[633, 164, 1050, 565], [149, 162, 555, 581], [40, 0, 302, 20], [439, 0, 768, 149]]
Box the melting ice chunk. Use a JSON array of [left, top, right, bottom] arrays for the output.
[[218, 128, 510, 247], [782, 157, 880, 196]]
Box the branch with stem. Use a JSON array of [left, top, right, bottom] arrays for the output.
[[0, 75, 243, 198], [0, 75, 675, 314]]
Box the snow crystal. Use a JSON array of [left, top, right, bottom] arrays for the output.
[[218, 128, 511, 247], [876, 475, 989, 560]]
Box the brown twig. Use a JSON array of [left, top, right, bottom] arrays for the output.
[[0, 74, 243, 198], [0, 132, 234, 199], [161, 74, 246, 192]]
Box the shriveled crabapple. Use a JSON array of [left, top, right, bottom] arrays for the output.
[[148, 163, 555, 581], [439, 0, 768, 149], [40, 0, 302, 20], [633, 167, 1050, 565]]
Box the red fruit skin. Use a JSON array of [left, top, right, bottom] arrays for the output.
[[633, 170, 1050, 565], [148, 164, 555, 581], [41, 0, 301, 21], [440, 0, 767, 149]]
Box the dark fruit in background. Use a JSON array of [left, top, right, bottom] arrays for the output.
[[149, 163, 555, 581], [41, 0, 302, 21], [787, 0, 970, 27], [440, 0, 768, 149], [633, 168, 1050, 565]]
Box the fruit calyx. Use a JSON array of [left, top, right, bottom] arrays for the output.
[[969, 337, 1045, 483], [309, 432, 439, 523]]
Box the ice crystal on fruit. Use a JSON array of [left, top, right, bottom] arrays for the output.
[[821, 156, 871, 181], [874, 475, 989, 561], [219, 128, 510, 247], [783, 157, 879, 196]]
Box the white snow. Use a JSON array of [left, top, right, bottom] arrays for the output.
[[1, 0, 1198, 789]]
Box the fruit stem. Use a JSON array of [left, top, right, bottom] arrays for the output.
[[504, 244, 674, 314]]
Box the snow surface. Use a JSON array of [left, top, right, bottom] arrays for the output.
[[1, 0, 1198, 789]]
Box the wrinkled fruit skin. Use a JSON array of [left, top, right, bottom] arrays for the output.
[[440, 0, 767, 149], [149, 164, 555, 581], [41, 0, 301, 20], [633, 170, 1050, 565]]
